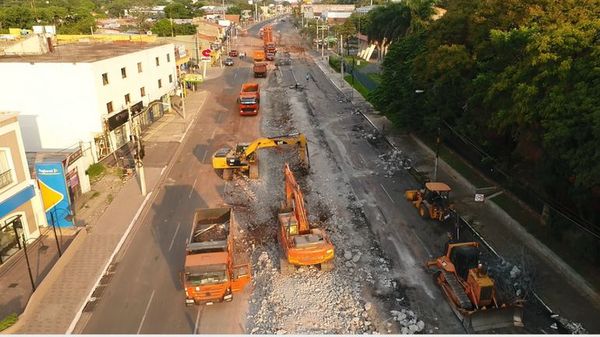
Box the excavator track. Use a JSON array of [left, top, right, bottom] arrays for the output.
[[442, 270, 472, 310]]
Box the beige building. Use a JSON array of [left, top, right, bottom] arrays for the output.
[[0, 113, 47, 264]]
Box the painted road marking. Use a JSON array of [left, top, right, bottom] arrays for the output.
[[201, 149, 208, 163], [137, 289, 156, 334], [410, 227, 433, 258], [358, 153, 366, 166], [188, 177, 198, 199], [67, 192, 153, 334], [380, 184, 395, 204], [210, 129, 217, 140], [169, 223, 180, 252], [194, 306, 202, 333]]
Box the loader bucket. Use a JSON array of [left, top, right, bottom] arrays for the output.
[[405, 190, 418, 201], [466, 305, 524, 332]]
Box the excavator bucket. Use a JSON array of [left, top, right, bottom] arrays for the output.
[[466, 305, 524, 332]]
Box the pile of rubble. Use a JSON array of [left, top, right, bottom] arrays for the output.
[[389, 308, 426, 334], [377, 150, 413, 177]]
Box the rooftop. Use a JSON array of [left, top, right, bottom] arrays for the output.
[[0, 41, 170, 63]]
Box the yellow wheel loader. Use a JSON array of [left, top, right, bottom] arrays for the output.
[[405, 182, 454, 221], [212, 133, 309, 180]]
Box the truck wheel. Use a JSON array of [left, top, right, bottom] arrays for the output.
[[419, 204, 429, 219], [223, 168, 233, 181], [249, 162, 259, 179], [320, 261, 334, 272]]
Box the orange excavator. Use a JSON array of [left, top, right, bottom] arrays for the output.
[[427, 241, 524, 332], [277, 163, 334, 274]]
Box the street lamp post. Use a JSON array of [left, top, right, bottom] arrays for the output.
[[49, 212, 62, 257], [4, 215, 35, 292]]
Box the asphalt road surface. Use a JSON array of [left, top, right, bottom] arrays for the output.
[[77, 17, 568, 334], [78, 21, 272, 334]]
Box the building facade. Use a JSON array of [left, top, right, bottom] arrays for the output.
[[0, 42, 177, 162], [0, 113, 47, 264]]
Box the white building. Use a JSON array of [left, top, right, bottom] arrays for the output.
[[0, 42, 178, 162]]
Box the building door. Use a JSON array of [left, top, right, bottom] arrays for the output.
[[66, 168, 81, 207]]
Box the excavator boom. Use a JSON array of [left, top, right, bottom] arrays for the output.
[[283, 163, 310, 233]]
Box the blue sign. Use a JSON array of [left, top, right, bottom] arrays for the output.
[[35, 162, 74, 228]]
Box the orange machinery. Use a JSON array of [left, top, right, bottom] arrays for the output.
[[427, 241, 524, 331], [277, 163, 334, 274], [238, 83, 260, 115], [182, 208, 251, 305], [262, 25, 277, 56]]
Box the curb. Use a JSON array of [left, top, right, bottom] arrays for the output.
[[2, 228, 88, 334]]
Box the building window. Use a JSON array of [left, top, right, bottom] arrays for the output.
[[137, 62, 143, 73], [167, 53, 171, 62], [169, 74, 173, 83], [102, 73, 109, 85], [155, 57, 160, 66], [158, 79, 162, 88], [106, 101, 113, 113], [0, 149, 15, 190], [140, 87, 146, 97], [125, 94, 130, 104], [121, 67, 127, 78]]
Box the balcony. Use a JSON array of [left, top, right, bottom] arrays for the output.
[[0, 169, 13, 190]]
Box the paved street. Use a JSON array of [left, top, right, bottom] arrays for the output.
[[4, 16, 599, 335]]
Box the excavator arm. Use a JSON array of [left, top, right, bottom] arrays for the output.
[[242, 133, 310, 168], [283, 163, 311, 234]]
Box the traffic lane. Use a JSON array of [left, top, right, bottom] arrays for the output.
[[81, 115, 216, 332], [285, 57, 465, 332], [197, 288, 251, 334]]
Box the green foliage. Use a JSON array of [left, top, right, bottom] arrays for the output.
[[369, 0, 600, 259], [85, 163, 105, 180], [0, 313, 18, 332], [151, 19, 196, 36], [226, 5, 241, 15]]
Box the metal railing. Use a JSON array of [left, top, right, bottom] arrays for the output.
[[0, 169, 13, 189]]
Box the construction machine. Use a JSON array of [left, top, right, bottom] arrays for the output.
[[277, 163, 334, 274], [212, 133, 310, 180], [182, 208, 251, 305], [405, 182, 454, 221], [427, 241, 524, 332]]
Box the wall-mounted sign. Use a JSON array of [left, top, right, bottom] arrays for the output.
[[107, 110, 129, 131], [202, 49, 211, 57]]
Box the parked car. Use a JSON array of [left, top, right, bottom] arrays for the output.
[[224, 57, 234, 66], [266, 52, 275, 61], [229, 50, 239, 57]]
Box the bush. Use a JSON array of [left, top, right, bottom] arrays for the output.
[[328, 56, 341, 72], [0, 313, 18, 332], [85, 163, 105, 180]]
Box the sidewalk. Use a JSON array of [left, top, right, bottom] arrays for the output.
[[310, 54, 600, 331], [0, 89, 209, 334]]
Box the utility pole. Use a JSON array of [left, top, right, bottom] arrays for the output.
[[194, 33, 199, 63], [321, 23, 325, 58], [340, 34, 344, 83], [434, 126, 440, 181]]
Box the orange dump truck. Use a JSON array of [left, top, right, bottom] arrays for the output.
[[253, 50, 266, 62], [239, 83, 260, 116], [182, 207, 250, 305], [253, 62, 267, 78]]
